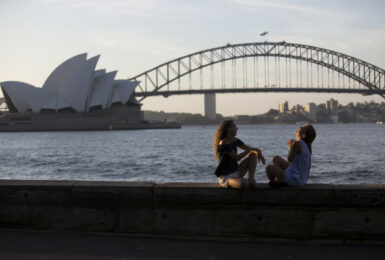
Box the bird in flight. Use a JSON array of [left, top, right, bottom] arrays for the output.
[[260, 31, 268, 36]]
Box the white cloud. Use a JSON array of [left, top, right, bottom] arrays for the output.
[[84, 30, 194, 59], [36, 0, 205, 18], [230, 0, 359, 28], [231, 0, 385, 68], [233, 0, 320, 14], [38, 0, 159, 16]]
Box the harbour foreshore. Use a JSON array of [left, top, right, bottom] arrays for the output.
[[0, 180, 384, 241]]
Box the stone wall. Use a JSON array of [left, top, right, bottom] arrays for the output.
[[0, 180, 384, 240]]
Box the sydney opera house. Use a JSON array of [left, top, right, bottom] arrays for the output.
[[0, 53, 178, 131]]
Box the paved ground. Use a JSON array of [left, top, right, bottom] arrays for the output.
[[0, 229, 384, 260]]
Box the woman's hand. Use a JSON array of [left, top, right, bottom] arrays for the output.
[[258, 153, 266, 165], [250, 148, 261, 154], [287, 140, 302, 162], [288, 139, 295, 150], [257, 151, 266, 165], [250, 149, 266, 165]]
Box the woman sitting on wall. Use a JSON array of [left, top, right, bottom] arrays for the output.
[[213, 120, 265, 189]]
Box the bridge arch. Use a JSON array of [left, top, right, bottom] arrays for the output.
[[130, 42, 385, 100]]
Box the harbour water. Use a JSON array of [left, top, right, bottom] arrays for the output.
[[0, 123, 383, 184]]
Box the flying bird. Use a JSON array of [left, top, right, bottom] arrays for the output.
[[260, 31, 268, 36]]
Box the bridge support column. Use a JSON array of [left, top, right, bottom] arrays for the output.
[[204, 93, 216, 120]]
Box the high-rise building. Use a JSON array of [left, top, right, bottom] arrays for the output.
[[326, 98, 338, 114], [292, 104, 303, 112], [305, 103, 318, 122], [279, 101, 288, 113], [204, 93, 216, 120]]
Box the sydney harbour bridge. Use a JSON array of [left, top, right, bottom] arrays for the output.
[[131, 41, 385, 116]]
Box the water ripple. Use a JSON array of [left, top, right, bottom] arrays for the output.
[[0, 124, 384, 184]]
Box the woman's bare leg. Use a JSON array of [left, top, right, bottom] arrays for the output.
[[266, 165, 286, 182], [272, 156, 290, 170], [227, 177, 249, 189], [238, 152, 258, 187]]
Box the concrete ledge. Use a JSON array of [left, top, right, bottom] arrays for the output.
[[0, 180, 384, 240]]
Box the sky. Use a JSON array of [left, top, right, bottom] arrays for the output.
[[1, 0, 384, 116]]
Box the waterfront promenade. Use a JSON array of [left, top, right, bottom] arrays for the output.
[[1, 229, 385, 259]]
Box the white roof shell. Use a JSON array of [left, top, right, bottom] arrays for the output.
[[110, 80, 139, 106], [42, 53, 88, 94], [0, 53, 140, 113], [1, 82, 31, 113], [55, 55, 99, 112], [93, 69, 106, 79], [1, 81, 55, 113], [89, 71, 117, 110]]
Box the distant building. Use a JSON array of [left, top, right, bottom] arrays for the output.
[[233, 115, 249, 122], [305, 103, 318, 122], [279, 101, 288, 113], [329, 115, 338, 123], [204, 93, 216, 120], [292, 104, 303, 112], [326, 98, 338, 114]]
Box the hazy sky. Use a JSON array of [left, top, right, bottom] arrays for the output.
[[1, 0, 384, 116]]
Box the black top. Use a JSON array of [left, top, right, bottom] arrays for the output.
[[215, 138, 244, 177]]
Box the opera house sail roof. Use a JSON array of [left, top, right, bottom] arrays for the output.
[[0, 53, 140, 114], [0, 53, 180, 131]]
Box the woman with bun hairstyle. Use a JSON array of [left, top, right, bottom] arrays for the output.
[[266, 124, 316, 187]]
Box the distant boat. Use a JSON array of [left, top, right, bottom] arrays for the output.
[[376, 121, 383, 125]]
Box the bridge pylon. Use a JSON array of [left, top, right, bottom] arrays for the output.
[[204, 93, 216, 120]]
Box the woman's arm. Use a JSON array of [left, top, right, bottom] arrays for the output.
[[238, 143, 266, 164], [218, 139, 250, 161], [239, 143, 260, 153], [227, 149, 251, 161], [287, 140, 302, 162]]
